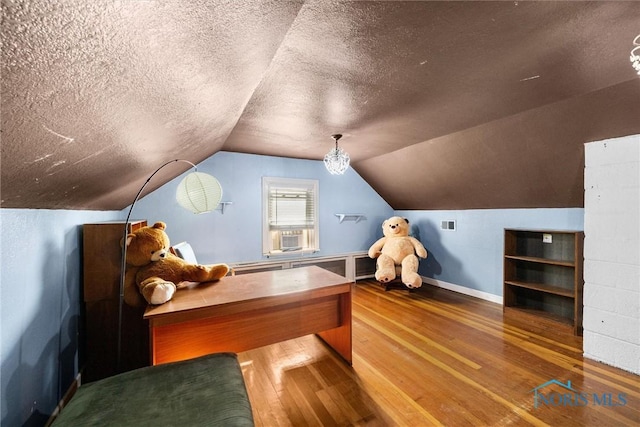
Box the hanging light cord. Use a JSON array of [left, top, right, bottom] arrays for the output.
[[333, 134, 342, 150], [116, 159, 196, 372]]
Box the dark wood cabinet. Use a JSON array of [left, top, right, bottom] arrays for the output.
[[82, 220, 149, 381], [503, 229, 584, 335]]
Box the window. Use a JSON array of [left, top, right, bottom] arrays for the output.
[[262, 177, 319, 255]]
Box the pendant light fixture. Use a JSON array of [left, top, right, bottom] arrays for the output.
[[324, 133, 350, 175], [176, 171, 223, 214], [631, 34, 640, 76]]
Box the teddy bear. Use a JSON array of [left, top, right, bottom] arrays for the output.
[[122, 221, 229, 306], [368, 216, 427, 289]]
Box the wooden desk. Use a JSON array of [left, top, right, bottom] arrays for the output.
[[144, 266, 352, 365]]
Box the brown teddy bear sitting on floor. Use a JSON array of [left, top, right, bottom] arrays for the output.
[[122, 221, 229, 306], [368, 216, 427, 289]]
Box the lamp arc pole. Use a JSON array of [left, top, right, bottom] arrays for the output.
[[117, 159, 197, 372]]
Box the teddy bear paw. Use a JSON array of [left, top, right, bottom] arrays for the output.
[[147, 282, 176, 305], [375, 271, 394, 283], [404, 280, 422, 289]]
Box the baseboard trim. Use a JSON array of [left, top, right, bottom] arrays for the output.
[[45, 372, 82, 427], [422, 276, 503, 305]]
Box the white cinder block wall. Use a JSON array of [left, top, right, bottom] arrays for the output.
[[583, 134, 640, 375]]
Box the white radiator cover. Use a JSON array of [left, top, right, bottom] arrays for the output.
[[230, 251, 376, 282]]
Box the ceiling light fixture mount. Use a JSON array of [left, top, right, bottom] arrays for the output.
[[324, 133, 350, 175]]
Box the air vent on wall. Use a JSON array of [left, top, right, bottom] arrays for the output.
[[441, 220, 456, 231]]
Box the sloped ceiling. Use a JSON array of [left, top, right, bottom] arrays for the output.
[[2, 1, 639, 210]]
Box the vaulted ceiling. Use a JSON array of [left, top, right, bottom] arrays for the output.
[[2, 1, 639, 211]]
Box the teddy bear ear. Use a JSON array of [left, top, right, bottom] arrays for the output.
[[152, 222, 167, 230], [403, 218, 409, 224], [120, 234, 136, 248]]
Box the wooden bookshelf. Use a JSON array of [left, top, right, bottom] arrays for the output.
[[82, 220, 149, 381], [503, 229, 584, 335]]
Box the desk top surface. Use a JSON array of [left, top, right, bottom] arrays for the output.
[[144, 266, 350, 320]]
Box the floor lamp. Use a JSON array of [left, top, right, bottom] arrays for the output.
[[117, 159, 222, 371]]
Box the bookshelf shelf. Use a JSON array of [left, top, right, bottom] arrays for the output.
[[503, 229, 584, 335]]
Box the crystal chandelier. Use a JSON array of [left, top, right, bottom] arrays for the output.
[[324, 134, 350, 175], [631, 35, 640, 76]]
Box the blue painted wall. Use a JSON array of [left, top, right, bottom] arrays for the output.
[[1, 209, 120, 427], [132, 152, 394, 264], [398, 208, 584, 297]]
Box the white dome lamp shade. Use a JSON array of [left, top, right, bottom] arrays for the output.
[[176, 171, 223, 214]]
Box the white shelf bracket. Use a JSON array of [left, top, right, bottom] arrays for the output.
[[216, 201, 233, 214], [335, 213, 366, 223]]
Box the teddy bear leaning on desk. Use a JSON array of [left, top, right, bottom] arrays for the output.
[[122, 221, 229, 306]]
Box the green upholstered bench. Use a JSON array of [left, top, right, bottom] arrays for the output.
[[52, 352, 254, 426]]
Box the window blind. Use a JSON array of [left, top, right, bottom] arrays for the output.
[[268, 186, 315, 230]]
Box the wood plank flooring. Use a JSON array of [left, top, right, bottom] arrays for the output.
[[237, 280, 639, 426]]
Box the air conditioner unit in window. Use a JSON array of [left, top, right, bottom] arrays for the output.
[[280, 231, 303, 251]]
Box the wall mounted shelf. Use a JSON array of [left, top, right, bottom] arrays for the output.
[[335, 213, 366, 223]]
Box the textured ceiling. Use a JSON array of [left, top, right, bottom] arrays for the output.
[[2, 1, 640, 210]]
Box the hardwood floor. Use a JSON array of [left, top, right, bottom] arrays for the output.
[[237, 280, 639, 426]]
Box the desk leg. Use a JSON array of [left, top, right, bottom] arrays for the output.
[[149, 323, 156, 366], [316, 290, 352, 365]]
